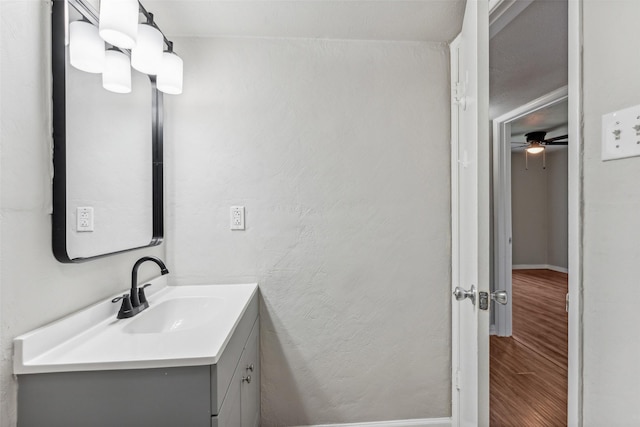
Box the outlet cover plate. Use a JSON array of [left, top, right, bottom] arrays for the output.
[[230, 206, 245, 230], [76, 207, 94, 232]]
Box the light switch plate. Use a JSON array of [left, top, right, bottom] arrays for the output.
[[602, 104, 640, 161]]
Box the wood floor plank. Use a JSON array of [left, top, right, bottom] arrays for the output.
[[512, 269, 568, 367], [490, 269, 568, 426]]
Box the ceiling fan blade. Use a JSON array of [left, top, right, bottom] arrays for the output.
[[544, 134, 568, 143], [544, 140, 568, 145]]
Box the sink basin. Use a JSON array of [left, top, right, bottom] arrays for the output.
[[13, 281, 258, 374], [123, 296, 224, 334]]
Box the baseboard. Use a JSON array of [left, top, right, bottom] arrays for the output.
[[293, 417, 451, 427], [512, 264, 568, 273]]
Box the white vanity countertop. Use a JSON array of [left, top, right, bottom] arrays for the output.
[[13, 279, 258, 374]]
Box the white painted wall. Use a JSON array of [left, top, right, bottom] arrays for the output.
[[545, 148, 568, 269], [511, 150, 548, 265], [510, 149, 567, 269], [165, 37, 451, 424], [582, 1, 640, 424], [0, 2, 165, 425]]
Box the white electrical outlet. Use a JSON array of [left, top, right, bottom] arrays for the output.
[[76, 207, 94, 232], [230, 206, 245, 230]]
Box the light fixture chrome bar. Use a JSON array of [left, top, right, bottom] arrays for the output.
[[68, 0, 99, 26], [137, 2, 173, 51]]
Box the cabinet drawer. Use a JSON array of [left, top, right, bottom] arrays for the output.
[[211, 293, 258, 415]]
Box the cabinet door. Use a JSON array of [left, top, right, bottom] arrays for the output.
[[240, 319, 260, 427], [213, 360, 241, 427]]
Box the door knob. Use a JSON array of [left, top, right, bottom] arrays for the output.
[[453, 285, 476, 304], [491, 290, 508, 305]]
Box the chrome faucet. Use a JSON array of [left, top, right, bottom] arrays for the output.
[[113, 256, 169, 319]]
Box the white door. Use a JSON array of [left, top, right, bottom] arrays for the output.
[[450, 1, 490, 426]]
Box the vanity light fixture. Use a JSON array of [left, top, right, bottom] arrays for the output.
[[131, 15, 163, 75], [98, 0, 139, 49], [157, 43, 183, 95], [70, 0, 182, 95], [69, 19, 105, 73], [102, 48, 131, 93]]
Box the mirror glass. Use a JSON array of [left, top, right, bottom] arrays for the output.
[[52, 0, 163, 262]]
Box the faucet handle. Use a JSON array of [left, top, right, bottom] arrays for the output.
[[138, 284, 152, 306], [112, 295, 133, 319]]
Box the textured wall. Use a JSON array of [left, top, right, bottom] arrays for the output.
[[545, 149, 568, 269], [582, 1, 640, 424], [0, 2, 165, 425], [165, 37, 451, 424], [511, 151, 549, 265], [510, 149, 567, 269]]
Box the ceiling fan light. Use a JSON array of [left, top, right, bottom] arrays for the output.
[[102, 48, 131, 94], [69, 20, 105, 73], [99, 0, 139, 49], [131, 23, 164, 75], [157, 51, 183, 95], [526, 145, 545, 154]]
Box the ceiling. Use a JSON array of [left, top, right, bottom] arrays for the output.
[[510, 99, 568, 152], [490, 0, 569, 152], [144, 0, 466, 42], [511, 99, 568, 138], [489, 0, 568, 120]]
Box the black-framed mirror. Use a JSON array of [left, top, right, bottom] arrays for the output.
[[52, 0, 164, 263]]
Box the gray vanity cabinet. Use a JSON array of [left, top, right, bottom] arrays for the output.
[[240, 322, 260, 427], [17, 295, 260, 427], [212, 316, 260, 427]]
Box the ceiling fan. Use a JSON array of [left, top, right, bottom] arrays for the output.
[[512, 131, 569, 169]]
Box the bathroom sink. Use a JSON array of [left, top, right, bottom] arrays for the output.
[[13, 279, 258, 374], [123, 296, 224, 334]]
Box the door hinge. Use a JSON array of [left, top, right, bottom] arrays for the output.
[[453, 81, 467, 110], [565, 293, 569, 313], [455, 369, 461, 390]]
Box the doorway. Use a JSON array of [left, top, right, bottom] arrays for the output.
[[449, 0, 581, 425], [491, 92, 569, 424]]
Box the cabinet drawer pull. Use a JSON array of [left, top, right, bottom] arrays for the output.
[[242, 375, 252, 384], [247, 364, 254, 372]]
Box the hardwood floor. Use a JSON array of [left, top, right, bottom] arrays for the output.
[[490, 269, 568, 426]]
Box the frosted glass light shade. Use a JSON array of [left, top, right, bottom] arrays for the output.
[[157, 52, 183, 95], [102, 49, 131, 93], [131, 24, 163, 75], [69, 21, 105, 73], [526, 144, 544, 154], [99, 0, 139, 49]]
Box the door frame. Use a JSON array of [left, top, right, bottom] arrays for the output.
[[491, 85, 568, 338], [450, 34, 461, 426], [490, 1, 583, 421], [566, 1, 583, 425], [452, 0, 583, 426]]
